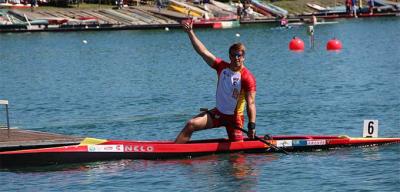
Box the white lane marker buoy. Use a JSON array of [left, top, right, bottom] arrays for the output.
[[165, 27, 169, 31], [236, 33, 240, 37], [83, 40, 88, 44]]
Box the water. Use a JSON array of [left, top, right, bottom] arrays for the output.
[[0, 17, 399, 191]]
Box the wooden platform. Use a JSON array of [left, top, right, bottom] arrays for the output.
[[0, 128, 82, 152]]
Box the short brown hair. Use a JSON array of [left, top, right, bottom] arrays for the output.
[[229, 43, 246, 55]]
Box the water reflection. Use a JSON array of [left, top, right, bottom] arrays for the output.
[[146, 153, 279, 192], [3, 153, 279, 191], [1, 153, 278, 174]]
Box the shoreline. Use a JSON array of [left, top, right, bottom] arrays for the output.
[[1, 1, 399, 33]]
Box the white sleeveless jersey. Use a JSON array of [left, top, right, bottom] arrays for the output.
[[212, 58, 256, 115], [216, 68, 242, 114]]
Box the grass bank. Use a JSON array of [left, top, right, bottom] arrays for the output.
[[34, 0, 370, 15], [267, 0, 370, 15]]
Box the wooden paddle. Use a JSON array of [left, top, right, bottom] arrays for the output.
[[231, 125, 289, 155]]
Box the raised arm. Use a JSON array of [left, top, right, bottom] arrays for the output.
[[183, 19, 217, 67]]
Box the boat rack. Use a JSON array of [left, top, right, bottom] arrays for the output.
[[0, 100, 10, 138]]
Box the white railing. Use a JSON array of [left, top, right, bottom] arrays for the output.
[[0, 100, 10, 137]]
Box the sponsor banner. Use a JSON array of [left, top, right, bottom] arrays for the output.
[[292, 140, 307, 147], [124, 145, 154, 152], [88, 145, 124, 152], [306, 140, 326, 146], [276, 140, 292, 147]]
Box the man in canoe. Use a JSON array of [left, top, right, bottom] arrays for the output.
[[175, 19, 257, 144]]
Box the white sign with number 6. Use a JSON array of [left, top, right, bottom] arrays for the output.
[[363, 120, 378, 138]]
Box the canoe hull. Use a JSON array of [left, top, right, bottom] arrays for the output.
[[1, 135, 399, 167]]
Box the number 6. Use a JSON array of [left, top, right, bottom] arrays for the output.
[[363, 120, 378, 138], [368, 121, 374, 134]]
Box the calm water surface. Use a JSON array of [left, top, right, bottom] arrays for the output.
[[0, 17, 399, 191]]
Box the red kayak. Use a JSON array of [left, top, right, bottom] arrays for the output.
[[1, 135, 399, 167]]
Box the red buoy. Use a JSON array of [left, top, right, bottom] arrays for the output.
[[326, 38, 342, 51], [289, 37, 304, 52]]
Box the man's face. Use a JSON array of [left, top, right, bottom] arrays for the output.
[[229, 50, 245, 69]]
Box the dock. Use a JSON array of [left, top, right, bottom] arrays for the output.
[[0, 100, 82, 152], [0, 5, 189, 32], [0, 128, 83, 152]]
